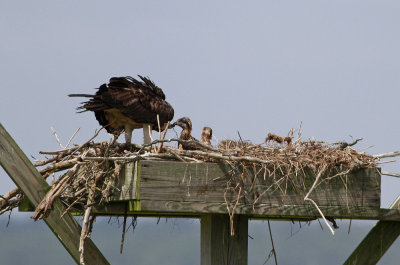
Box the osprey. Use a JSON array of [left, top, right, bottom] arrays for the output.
[[69, 76, 174, 144], [201, 127, 212, 146], [172, 117, 200, 150], [172, 117, 211, 151]]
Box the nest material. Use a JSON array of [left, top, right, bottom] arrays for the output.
[[0, 131, 384, 261], [1, 135, 378, 219], [27, 136, 376, 220]]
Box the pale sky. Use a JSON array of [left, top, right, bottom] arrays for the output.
[[1, 1, 400, 264]]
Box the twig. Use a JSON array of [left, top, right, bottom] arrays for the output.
[[51, 126, 64, 149], [157, 114, 162, 142], [138, 138, 222, 154], [80, 185, 95, 265], [376, 160, 396, 165], [82, 153, 185, 162], [381, 171, 400, 178], [32, 164, 80, 220], [294, 122, 303, 148], [157, 122, 170, 153], [120, 203, 128, 254], [6, 209, 12, 227], [334, 138, 363, 149], [88, 215, 96, 237], [237, 130, 244, 144], [66, 128, 103, 160], [39, 157, 81, 175], [80, 204, 92, 265], [65, 128, 80, 148], [268, 220, 278, 265], [166, 150, 187, 162], [39, 146, 80, 155], [176, 149, 273, 164], [147, 125, 157, 153], [61, 193, 86, 217], [374, 151, 400, 159], [0, 188, 20, 207], [35, 153, 68, 167], [306, 197, 335, 235], [229, 186, 242, 236], [348, 219, 352, 234], [303, 165, 335, 235]]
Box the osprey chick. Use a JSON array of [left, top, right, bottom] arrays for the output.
[[172, 117, 202, 150], [69, 76, 174, 144], [201, 127, 213, 146]]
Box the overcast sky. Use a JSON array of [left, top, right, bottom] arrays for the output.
[[1, 0, 400, 263]]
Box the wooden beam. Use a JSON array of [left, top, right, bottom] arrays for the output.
[[20, 200, 400, 222], [136, 200, 379, 219], [112, 162, 139, 201], [18, 159, 384, 220], [91, 160, 380, 219], [136, 161, 380, 210], [201, 214, 248, 265], [0, 123, 109, 265], [343, 196, 400, 265]]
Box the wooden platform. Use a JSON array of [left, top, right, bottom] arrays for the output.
[[52, 160, 382, 221], [3, 119, 398, 265]]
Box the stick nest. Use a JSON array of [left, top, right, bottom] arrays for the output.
[[1, 134, 378, 220], [0, 130, 383, 261]]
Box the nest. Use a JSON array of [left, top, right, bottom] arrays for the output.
[[0, 129, 384, 262], [1, 132, 379, 219], [25, 133, 376, 221]]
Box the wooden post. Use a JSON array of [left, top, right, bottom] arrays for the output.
[[201, 214, 248, 265], [343, 196, 400, 265], [0, 123, 109, 265]]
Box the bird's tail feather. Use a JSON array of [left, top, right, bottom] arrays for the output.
[[68, 94, 94, 98]]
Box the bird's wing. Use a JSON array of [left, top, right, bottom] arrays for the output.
[[105, 77, 174, 127]]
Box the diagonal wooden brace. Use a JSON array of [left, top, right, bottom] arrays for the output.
[[343, 195, 400, 265], [0, 123, 109, 265]]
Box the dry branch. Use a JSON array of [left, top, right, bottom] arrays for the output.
[[381, 171, 400, 178], [32, 164, 80, 220], [0, 188, 20, 207], [80, 186, 95, 265], [374, 151, 400, 159], [39, 157, 81, 175], [303, 165, 335, 235]]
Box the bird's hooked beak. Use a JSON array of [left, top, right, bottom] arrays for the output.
[[171, 119, 183, 128], [171, 117, 191, 130]]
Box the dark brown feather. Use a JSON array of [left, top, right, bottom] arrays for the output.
[[69, 76, 174, 135]]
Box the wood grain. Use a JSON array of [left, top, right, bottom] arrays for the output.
[[0, 123, 109, 265], [343, 196, 400, 265], [201, 214, 248, 265], [109, 160, 381, 217]]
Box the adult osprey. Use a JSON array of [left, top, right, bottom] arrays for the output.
[[69, 76, 174, 144]]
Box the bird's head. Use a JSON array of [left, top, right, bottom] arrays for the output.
[[201, 127, 213, 145], [171, 117, 192, 131], [201, 127, 212, 139]]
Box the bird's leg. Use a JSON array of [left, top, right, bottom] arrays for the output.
[[143, 124, 152, 144], [124, 124, 134, 145]]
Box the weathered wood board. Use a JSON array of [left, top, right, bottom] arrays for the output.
[[201, 214, 248, 265], [343, 196, 400, 265], [0, 123, 109, 265], [106, 160, 381, 219]]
